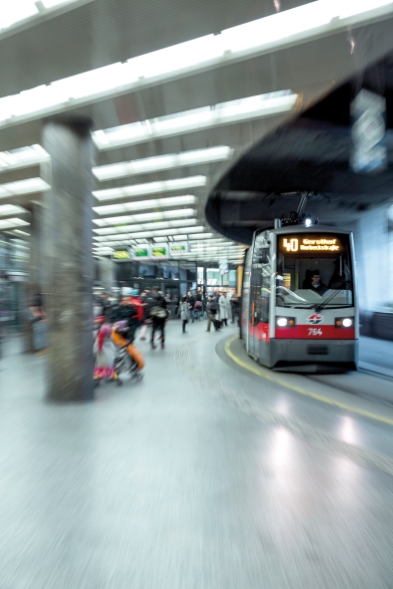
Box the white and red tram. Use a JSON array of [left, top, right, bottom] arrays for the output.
[[241, 224, 358, 372]]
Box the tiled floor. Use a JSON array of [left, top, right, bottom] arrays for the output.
[[0, 321, 393, 589]]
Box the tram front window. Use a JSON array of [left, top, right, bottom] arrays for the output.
[[276, 233, 353, 309]]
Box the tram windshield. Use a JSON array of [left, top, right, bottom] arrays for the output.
[[276, 232, 354, 309]]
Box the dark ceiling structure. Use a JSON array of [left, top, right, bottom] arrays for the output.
[[205, 53, 393, 244]]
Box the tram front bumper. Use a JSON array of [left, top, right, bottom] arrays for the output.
[[270, 338, 358, 372]]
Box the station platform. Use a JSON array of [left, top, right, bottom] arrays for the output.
[[1, 322, 393, 588]]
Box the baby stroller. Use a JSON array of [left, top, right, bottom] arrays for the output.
[[93, 323, 120, 387], [112, 320, 145, 383]]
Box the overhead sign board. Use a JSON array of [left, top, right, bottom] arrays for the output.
[[133, 246, 151, 259], [113, 249, 131, 261], [350, 89, 387, 174], [151, 244, 169, 258], [278, 234, 345, 255], [169, 242, 189, 256], [219, 259, 229, 275]]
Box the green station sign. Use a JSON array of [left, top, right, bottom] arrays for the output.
[[113, 249, 130, 260], [134, 247, 150, 258], [152, 246, 168, 257]]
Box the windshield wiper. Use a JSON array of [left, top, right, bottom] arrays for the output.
[[314, 281, 352, 312]]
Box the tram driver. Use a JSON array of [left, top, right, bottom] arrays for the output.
[[304, 269, 328, 296]]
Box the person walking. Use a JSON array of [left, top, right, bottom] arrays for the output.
[[206, 296, 219, 332], [180, 296, 190, 334], [202, 293, 208, 320], [194, 298, 202, 321], [139, 289, 153, 341], [187, 291, 195, 323], [230, 294, 240, 324], [150, 288, 168, 350], [219, 291, 230, 326]]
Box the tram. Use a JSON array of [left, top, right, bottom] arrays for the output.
[[241, 222, 358, 372]]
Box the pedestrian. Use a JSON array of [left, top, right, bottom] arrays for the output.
[[206, 296, 219, 332], [194, 297, 202, 321], [187, 291, 195, 323], [180, 296, 190, 334], [202, 293, 208, 320], [139, 289, 153, 341], [230, 294, 240, 324], [219, 291, 230, 326], [150, 288, 168, 350]]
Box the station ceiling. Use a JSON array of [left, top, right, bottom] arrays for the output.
[[206, 52, 393, 244], [0, 0, 393, 262]]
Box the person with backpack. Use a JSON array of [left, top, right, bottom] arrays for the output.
[[150, 288, 168, 350], [206, 296, 220, 332], [111, 297, 145, 371]]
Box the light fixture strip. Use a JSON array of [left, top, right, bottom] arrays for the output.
[[93, 146, 233, 180], [93, 195, 196, 215], [93, 176, 206, 202], [0, 0, 391, 128]]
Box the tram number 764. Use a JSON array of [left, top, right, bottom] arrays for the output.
[[308, 328, 323, 336]]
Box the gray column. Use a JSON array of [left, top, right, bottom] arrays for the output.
[[98, 257, 115, 293], [43, 118, 94, 402]]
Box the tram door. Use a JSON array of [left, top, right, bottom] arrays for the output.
[[249, 232, 271, 362], [249, 266, 262, 358]]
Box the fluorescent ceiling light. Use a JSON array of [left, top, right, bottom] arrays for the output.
[[0, 204, 27, 216], [94, 92, 297, 150], [1, 0, 391, 127], [94, 226, 206, 242], [12, 229, 30, 236], [0, 144, 49, 172], [0, 217, 29, 230], [0, 1, 85, 33], [94, 218, 197, 235], [93, 176, 206, 201], [93, 146, 232, 181], [93, 195, 196, 215], [93, 208, 196, 227], [0, 177, 50, 198], [0, 2, 38, 30]]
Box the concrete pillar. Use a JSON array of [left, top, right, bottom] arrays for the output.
[[43, 118, 94, 402], [98, 257, 116, 293]]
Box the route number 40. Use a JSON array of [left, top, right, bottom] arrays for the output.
[[283, 238, 299, 252], [308, 328, 323, 336]]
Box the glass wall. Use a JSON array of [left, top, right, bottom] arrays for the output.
[[0, 233, 29, 331]]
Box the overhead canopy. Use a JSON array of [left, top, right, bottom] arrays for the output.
[[206, 53, 393, 244]]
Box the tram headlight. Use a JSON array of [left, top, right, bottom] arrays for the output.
[[305, 217, 312, 227], [276, 316, 296, 327], [335, 317, 354, 328]]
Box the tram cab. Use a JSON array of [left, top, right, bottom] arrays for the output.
[[241, 225, 358, 372]]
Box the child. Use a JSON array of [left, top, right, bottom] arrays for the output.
[[94, 323, 117, 382]]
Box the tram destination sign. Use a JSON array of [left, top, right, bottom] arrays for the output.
[[279, 234, 345, 255]]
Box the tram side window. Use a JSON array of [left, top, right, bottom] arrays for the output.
[[250, 264, 270, 325]]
